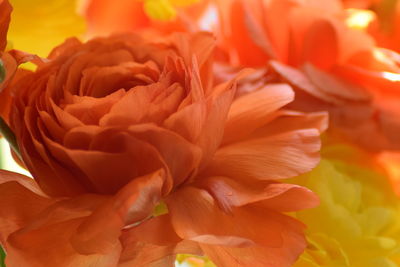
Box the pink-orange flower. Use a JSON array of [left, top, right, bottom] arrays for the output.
[[206, 0, 400, 152], [0, 23, 327, 266]]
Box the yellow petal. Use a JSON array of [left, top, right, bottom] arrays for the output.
[[8, 0, 85, 57], [291, 145, 400, 266], [144, 0, 176, 21]]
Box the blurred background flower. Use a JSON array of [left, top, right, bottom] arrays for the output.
[[7, 0, 85, 57], [291, 145, 400, 267]]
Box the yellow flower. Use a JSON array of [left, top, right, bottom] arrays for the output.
[[143, 0, 199, 21], [292, 148, 400, 267], [7, 0, 85, 57]]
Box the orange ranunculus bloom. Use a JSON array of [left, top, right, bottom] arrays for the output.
[[0, 30, 327, 266], [208, 0, 400, 152]]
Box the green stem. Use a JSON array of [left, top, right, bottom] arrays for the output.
[[0, 245, 5, 267], [0, 117, 20, 160], [0, 59, 5, 84]]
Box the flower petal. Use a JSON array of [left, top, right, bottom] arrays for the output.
[[301, 19, 339, 70], [223, 83, 294, 144], [167, 186, 304, 248], [198, 176, 319, 213], [205, 129, 321, 181], [70, 169, 165, 254]]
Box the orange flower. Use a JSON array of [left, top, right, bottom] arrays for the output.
[[80, 0, 211, 38], [344, 0, 400, 54], [0, 29, 327, 266], [208, 0, 400, 152]]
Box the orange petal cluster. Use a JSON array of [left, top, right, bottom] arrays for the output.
[[79, 0, 400, 152], [0, 4, 327, 264], [201, 0, 400, 152]]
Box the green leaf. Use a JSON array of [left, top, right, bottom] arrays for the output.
[[0, 245, 5, 267], [0, 117, 20, 160]]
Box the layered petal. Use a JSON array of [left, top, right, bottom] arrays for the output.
[[167, 186, 307, 267], [0, 169, 169, 266], [204, 128, 321, 181]]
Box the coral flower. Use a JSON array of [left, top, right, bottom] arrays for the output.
[[291, 145, 400, 266], [206, 0, 400, 152], [0, 24, 327, 266]]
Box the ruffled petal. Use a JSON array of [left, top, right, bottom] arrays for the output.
[[167, 186, 305, 248], [200, 237, 305, 267], [70, 169, 166, 254], [167, 186, 307, 267], [0, 170, 53, 243], [198, 176, 318, 213], [127, 124, 202, 187], [223, 83, 294, 144], [204, 128, 321, 181], [0, 171, 121, 266], [119, 214, 201, 266]]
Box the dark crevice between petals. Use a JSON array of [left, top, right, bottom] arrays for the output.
[[0, 59, 5, 83]]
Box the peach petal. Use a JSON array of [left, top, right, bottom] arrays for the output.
[[248, 110, 329, 138], [198, 176, 318, 212], [301, 19, 339, 70], [200, 232, 305, 267], [99, 83, 165, 126], [223, 83, 294, 144], [303, 63, 371, 101], [163, 101, 207, 142], [127, 124, 202, 187], [40, 128, 165, 194], [122, 214, 181, 246], [269, 60, 346, 105], [196, 82, 235, 167], [6, 196, 121, 267], [167, 186, 299, 248], [71, 170, 165, 255], [205, 129, 321, 181], [63, 89, 125, 125], [0, 173, 52, 243]]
